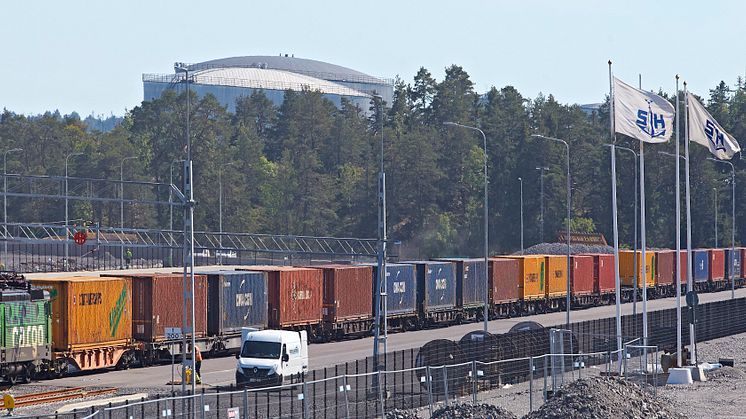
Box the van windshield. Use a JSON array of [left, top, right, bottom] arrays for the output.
[[241, 341, 282, 359]]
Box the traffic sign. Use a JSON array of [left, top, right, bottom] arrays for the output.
[[73, 231, 87, 245], [686, 290, 699, 307], [165, 327, 182, 340]]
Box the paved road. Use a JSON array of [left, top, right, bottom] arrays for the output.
[[32, 285, 746, 390]]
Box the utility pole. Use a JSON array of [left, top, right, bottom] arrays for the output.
[[536, 166, 549, 243]]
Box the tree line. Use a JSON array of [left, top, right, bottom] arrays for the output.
[[1, 67, 745, 258]]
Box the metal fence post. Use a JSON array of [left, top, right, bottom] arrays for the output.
[[426, 366, 433, 418], [302, 381, 309, 419], [543, 355, 548, 402], [623, 345, 628, 379], [529, 356, 534, 412], [200, 392, 206, 419], [443, 365, 450, 406], [243, 389, 249, 419], [377, 370, 385, 418], [342, 375, 350, 419], [471, 361, 478, 405]]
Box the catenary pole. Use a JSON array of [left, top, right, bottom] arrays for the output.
[[3, 148, 22, 267], [708, 158, 736, 299], [675, 75, 682, 368]]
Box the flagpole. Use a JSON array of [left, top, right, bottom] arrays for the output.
[[609, 61, 623, 372], [684, 82, 696, 365], [639, 139, 648, 348], [675, 75, 682, 368]]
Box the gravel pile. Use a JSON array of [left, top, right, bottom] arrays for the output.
[[706, 366, 746, 381], [385, 408, 421, 419], [431, 403, 517, 419], [517, 243, 614, 255], [524, 377, 685, 419]]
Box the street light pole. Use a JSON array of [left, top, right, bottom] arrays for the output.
[[169, 159, 185, 267], [614, 145, 639, 332], [218, 162, 236, 265], [3, 148, 22, 267], [119, 156, 136, 269], [531, 134, 571, 328], [64, 152, 83, 268], [518, 177, 524, 254], [713, 187, 718, 248], [444, 121, 489, 332], [535, 167, 549, 243], [708, 157, 736, 299]]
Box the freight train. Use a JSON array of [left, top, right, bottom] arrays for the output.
[[0, 247, 742, 383]]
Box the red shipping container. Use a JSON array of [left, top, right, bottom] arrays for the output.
[[318, 265, 373, 323], [584, 254, 615, 294], [489, 258, 521, 303], [105, 273, 208, 342], [655, 250, 675, 286], [570, 256, 594, 295], [709, 249, 725, 281], [678, 250, 689, 285], [239, 266, 323, 328]]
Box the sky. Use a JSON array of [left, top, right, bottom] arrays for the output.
[[2, 0, 746, 116]]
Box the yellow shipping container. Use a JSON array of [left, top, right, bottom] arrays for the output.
[[500, 256, 545, 300], [619, 251, 656, 287], [30, 276, 132, 351], [543, 256, 568, 298]]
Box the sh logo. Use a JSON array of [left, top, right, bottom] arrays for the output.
[[636, 100, 667, 139], [704, 120, 726, 151]]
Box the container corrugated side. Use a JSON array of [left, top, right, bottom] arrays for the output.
[[107, 273, 208, 342], [408, 261, 457, 313], [692, 250, 709, 283], [434, 258, 486, 308], [238, 266, 323, 328], [370, 263, 417, 317], [619, 251, 655, 287], [679, 251, 689, 285], [725, 248, 743, 280], [319, 265, 373, 323], [489, 258, 521, 303], [655, 250, 675, 286], [709, 249, 725, 281], [570, 256, 594, 295], [583, 254, 615, 293], [201, 271, 268, 336], [30, 276, 132, 350], [501, 256, 544, 300]]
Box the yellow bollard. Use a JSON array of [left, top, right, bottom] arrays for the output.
[[185, 366, 192, 384]]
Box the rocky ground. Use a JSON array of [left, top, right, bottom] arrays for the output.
[[518, 242, 614, 255]]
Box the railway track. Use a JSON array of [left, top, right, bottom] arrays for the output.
[[1, 387, 118, 408]]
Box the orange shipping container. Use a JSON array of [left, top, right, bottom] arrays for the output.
[[29, 276, 132, 351], [500, 256, 545, 300], [619, 251, 655, 287], [239, 266, 323, 328], [544, 256, 568, 298], [318, 265, 373, 323]]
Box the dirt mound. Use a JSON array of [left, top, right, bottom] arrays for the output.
[[431, 403, 517, 419], [706, 366, 746, 381], [518, 243, 614, 255], [524, 377, 686, 419]]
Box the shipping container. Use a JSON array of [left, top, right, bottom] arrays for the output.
[[501, 256, 545, 300], [725, 248, 743, 280], [370, 263, 417, 316], [655, 250, 675, 286], [30, 276, 132, 350], [679, 250, 689, 285], [709, 249, 725, 282], [198, 271, 268, 336], [742, 248, 746, 279], [489, 258, 521, 303], [318, 264, 373, 323], [583, 254, 615, 293], [238, 266, 323, 328], [619, 251, 655, 287], [406, 261, 457, 313], [544, 256, 568, 298], [570, 256, 594, 295], [692, 250, 709, 283], [433, 258, 486, 308], [105, 273, 208, 342]]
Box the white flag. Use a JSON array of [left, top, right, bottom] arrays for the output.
[[687, 92, 740, 160], [613, 77, 675, 143]]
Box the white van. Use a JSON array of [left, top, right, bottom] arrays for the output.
[[235, 329, 309, 387]]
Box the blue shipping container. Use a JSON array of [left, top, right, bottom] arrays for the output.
[[200, 271, 269, 335], [692, 250, 709, 283], [725, 248, 743, 280], [409, 261, 457, 312], [370, 263, 417, 317], [434, 258, 486, 308]]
